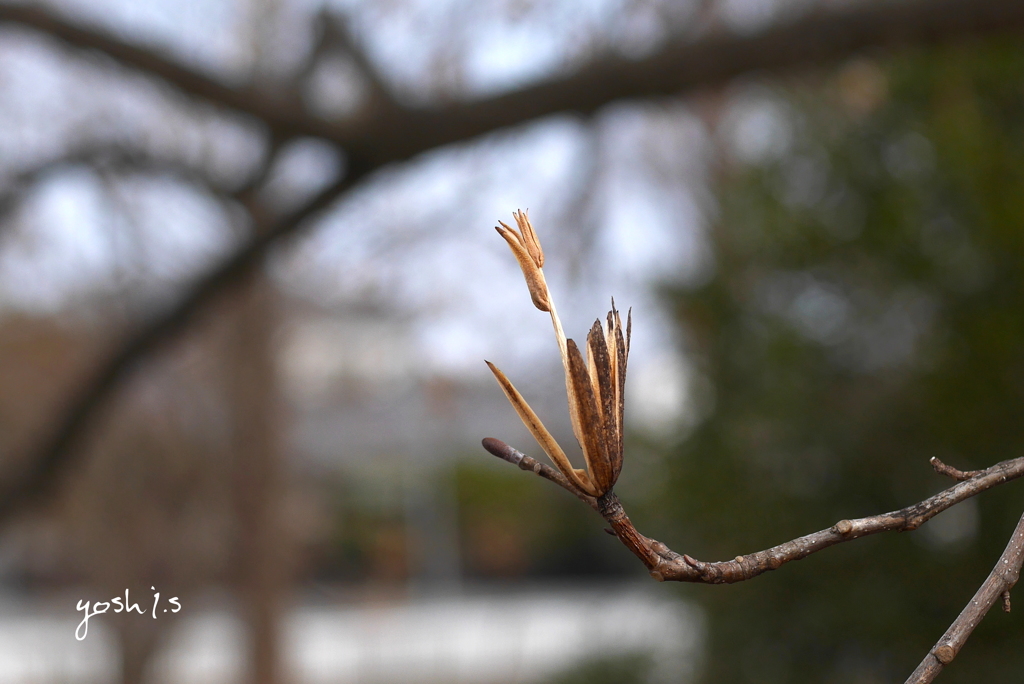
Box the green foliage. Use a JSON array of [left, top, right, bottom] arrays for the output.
[[545, 651, 655, 684], [454, 458, 640, 578], [659, 40, 1024, 682]]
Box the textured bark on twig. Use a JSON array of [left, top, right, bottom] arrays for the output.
[[483, 438, 1024, 681], [930, 456, 983, 482], [483, 439, 1024, 584], [904, 509, 1024, 684]]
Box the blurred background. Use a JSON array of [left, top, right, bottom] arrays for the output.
[[0, 0, 1023, 682]]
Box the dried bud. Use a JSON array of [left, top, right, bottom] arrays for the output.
[[488, 211, 631, 498], [512, 209, 543, 268], [495, 210, 550, 312]]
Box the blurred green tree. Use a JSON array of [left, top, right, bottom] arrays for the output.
[[657, 39, 1024, 682]]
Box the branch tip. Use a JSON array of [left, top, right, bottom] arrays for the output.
[[481, 437, 521, 465], [930, 456, 981, 482]]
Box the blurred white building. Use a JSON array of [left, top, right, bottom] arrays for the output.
[[0, 586, 702, 684]]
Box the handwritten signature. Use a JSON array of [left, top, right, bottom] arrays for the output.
[[76, 587, 181, 640]]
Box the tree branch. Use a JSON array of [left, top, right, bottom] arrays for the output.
[[0, 4, 333, 140], [3, 0, 1024, 165], [482, 437, 599, 511], [484, 439, 1024, 682], [930, 456, 983, 482], [481, 438, 1024, 583], [0, 142, 258, 244], [314, 9, 396, 111], [905, 508, 1024, 683]]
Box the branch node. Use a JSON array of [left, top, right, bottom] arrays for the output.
[[834, 519, 854, 536], [932, 644, 956, 665], [1002, 590, 1012, 613]]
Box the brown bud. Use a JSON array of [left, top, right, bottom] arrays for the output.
[[495, 218, 550, 312]]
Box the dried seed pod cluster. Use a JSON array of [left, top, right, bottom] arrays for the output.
[[487, 210, 630, 497]]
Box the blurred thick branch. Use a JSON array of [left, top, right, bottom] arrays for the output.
[[3, 0, 1024, 165], [2, 0, 1024, 525]]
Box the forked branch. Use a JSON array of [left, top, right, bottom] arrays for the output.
[[483, 437, 1024, 583], [483, 437, 1024, 683], [483, 213, 1024, 682]]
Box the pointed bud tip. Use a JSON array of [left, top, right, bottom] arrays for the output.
[[482, 437, 523, 465]]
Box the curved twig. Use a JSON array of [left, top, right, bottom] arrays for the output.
[[482, 438, 1024, 584], [482, 439, 1024, 682]]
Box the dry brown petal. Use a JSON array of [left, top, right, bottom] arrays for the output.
[[512, 209, 544, 268], [566, 338, 613, 495], [485, 360, 596, 495], [489, 213, 633, 498], [587, 320, 618, 482], [612, 310, 628, 479]]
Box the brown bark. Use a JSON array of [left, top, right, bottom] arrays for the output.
[[905, 509, 1024, 684], [485, 438, 1024, 583], [484, 437, 1024, 682]]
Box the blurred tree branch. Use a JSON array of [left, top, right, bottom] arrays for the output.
[[1, 0, 1023, 529], [296, 8, 397, 111], [0, 143, 243, 227], [3, 0, 1024, 164], [0, 163, 366, 522]]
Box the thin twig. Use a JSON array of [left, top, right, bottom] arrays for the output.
[[481, 438, 597, 511], [483, 439, 1024, 681], [905, 509, 1024, 684], [482, 438, 1024, 584], [930, 456, 982, 482]]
